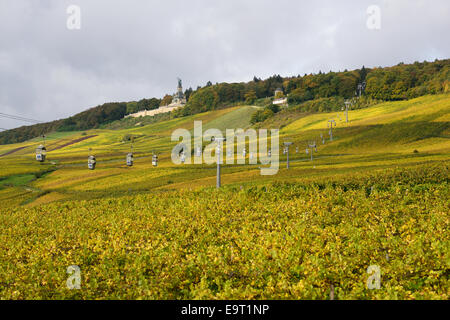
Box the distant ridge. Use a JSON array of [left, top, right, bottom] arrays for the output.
[[0, 58, 448, 145]]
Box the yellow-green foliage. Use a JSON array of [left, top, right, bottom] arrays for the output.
[[0, 95, 449, 206], [0, 163, 448, 299], [0, 95, 448, 300]]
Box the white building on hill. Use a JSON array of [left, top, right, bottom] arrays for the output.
[[126, 78, 186, 118], [273, 88, 288, 106]]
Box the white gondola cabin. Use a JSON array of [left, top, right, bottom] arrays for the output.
[[88, 155, 96, 170], [36, 145, 47, 162], [126, 153, 134, 167], [152, 154, 158, 167]]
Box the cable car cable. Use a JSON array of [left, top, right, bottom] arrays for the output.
[[0, 112, 42, 123]]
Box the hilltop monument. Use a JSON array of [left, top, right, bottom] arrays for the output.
[[170, 78, 187, 107], [126, 78, 186, 119]]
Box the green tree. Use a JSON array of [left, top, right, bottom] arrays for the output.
[[250, 108, 274, 124], [360, 65, 368, 81], [126, 102, 138, 114], [187, 86, 219, 113], [267, 104, 280, 114], [160, 95, 173, 106], [184, 87, 193, 101], [244, 90, 257, 105], [137, 98, 161, 111]]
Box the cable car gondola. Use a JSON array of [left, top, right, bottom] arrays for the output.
[[126, 138, 134, 167], [152, 154, 158, 167], [36, 134, 47, 162], [88, 155, 96, 170], [126, 153, 134, 167], [36, 144, 47, 162]]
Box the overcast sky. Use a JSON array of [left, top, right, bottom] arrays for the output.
[[0, 0, 449, 130]]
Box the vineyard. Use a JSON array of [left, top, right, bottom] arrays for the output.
[[0, 163, 448, 299], [0, 94, 449, 299]]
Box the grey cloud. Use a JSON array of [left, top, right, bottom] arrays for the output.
[[0, 0, 449, 129]]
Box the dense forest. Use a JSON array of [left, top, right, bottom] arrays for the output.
[[176, 59, 449, 118], [0, 59, 448, 144]]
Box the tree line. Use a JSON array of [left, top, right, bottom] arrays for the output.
[[177, 59, 448, 118], [0, 59, 448, 144]]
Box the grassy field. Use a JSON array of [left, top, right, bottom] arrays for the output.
[[1, 94, 447, 205], [0, 94, 449, 299]]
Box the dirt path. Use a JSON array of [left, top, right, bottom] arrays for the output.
[[50, 135, 97, 151], [0, 146, 28, 157], [0, 135, 97, 157]]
